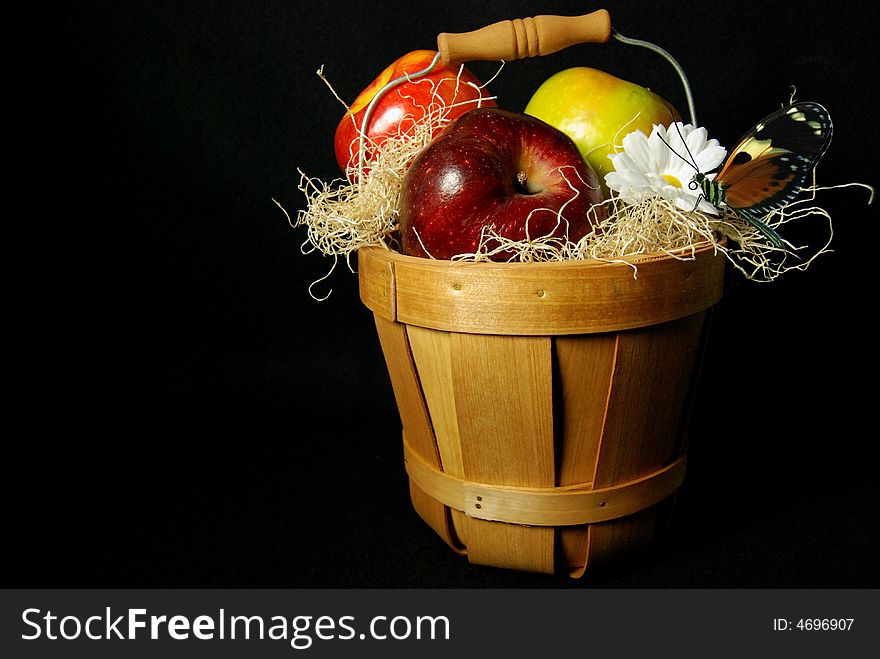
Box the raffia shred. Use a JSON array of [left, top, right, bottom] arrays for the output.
[[449, 189, 846, 282]]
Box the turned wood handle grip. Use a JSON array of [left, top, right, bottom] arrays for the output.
[[437, 9, 611, 66]]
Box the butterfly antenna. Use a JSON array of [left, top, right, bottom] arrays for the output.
[[672, 120, 701, 172], [657, 132, 698, 172]]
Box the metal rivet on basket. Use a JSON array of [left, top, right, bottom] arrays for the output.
[[476, 496, 482, 501], [451, 282, 462, 291], [599, 500, 606, 507], [536, 289, 546, 298], [475, 503, 482, 509]]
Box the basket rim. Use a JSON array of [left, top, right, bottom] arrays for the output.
[[359, 238, 726, 335], [357, 239, 723, 271]]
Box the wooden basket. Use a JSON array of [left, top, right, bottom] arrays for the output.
[[358, 242, 725, 576]]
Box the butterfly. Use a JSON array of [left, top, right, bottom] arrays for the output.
[[671, 102, 833, 247]]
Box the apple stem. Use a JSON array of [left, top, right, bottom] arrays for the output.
[[514, 170, 541, 195], [612, 29, 697, 126]]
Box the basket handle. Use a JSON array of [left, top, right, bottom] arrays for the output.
[[437, 9, 612, 66]]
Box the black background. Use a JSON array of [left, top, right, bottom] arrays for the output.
[[13, 0, 879, 588]]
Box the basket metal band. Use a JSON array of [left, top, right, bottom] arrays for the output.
[[403, 437, 686, 526]]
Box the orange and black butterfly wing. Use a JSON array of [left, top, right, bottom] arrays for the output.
[[717, 102, 833, 216]]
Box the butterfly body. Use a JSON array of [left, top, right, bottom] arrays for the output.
[[693, 171, 724, 208], [680, 102, 833, 247]]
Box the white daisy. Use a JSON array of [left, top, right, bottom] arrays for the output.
[[605, 122, 727, 214]]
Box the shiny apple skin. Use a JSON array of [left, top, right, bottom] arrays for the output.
[[525, 67, 680, 196], [334, 50, 496, 177], [399, 108, 604, 261]]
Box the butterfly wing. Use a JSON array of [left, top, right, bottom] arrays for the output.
[[717, 102, 833, 215]]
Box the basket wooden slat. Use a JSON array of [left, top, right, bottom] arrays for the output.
[[406, 325, 471, 547], [572, 313, 707, 574], [373, 315, 461, 553], [449, 332, 556, 573], [554, 333, 616, 572]]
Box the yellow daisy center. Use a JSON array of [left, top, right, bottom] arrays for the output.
[[661, 173, 682, 188]]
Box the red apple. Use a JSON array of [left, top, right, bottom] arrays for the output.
[[334, 50, 496, 178], [399, 108, 605, 260]]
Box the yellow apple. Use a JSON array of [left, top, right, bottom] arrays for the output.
[[524, 67, 681, 196]]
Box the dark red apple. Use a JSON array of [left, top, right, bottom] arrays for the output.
[[399, 108, 604, 260], [334, 50, 496, 178]]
